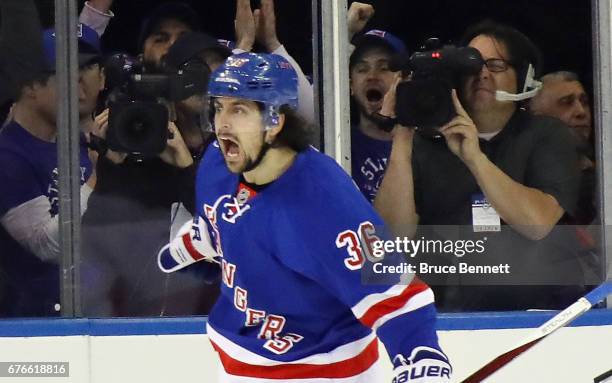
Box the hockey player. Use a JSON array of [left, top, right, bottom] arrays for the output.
[[158, 52, 452, 382]]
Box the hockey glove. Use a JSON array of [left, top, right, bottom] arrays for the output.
[[391, 347, 452, 383], [157, 216, 221, 273]]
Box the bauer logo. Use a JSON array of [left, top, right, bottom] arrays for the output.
[[392, 347, 452, 383]]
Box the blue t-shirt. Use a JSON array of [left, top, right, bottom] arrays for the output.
[[0, 121, 92, 316], [351, 126, 392, 203]]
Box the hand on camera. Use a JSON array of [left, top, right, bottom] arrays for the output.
[[381, 74, 415, 141], [87, 108, 128, 165], [438, 90, 482, 165], [159, 121, 194, 169]]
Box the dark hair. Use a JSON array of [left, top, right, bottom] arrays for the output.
[[271, 106, 314, 152], [349, 44, 395, 74], [15, 72, 53, 101], [460, 20, 543, 83], [541, 70, 580, 83], [138, 2, 201, 52]]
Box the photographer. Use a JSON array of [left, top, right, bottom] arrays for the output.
[[80, 0, 313, 316], [79, 3, 217, 317], [374, 20, 585, 311]]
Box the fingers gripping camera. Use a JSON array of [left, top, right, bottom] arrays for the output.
[[157, 216, 221, 273]]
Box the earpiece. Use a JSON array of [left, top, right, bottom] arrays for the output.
[[495, 63, 542, 101]]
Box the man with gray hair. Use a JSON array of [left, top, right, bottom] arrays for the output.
[[530, 71, 592, 160], [529, 71, 595, 225]]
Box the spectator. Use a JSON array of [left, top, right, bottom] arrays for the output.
[[0, 24, 100, 316], [529, 71, 596, 224], [347, 3, 406, 202], [79, 0, 115, 37], [77, 0, 112, 136], [374, 20, 585, 311], [233, 0, 314, 123], [530, 71, 593, 166], [529, 71, 600, 284], [0, 0, 112, 133]]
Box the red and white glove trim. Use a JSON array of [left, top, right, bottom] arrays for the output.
[[157, 216, 220, 273]]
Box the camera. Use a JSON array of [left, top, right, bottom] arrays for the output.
[[389, 39, 484, 134], [104, 54, 210, 155]]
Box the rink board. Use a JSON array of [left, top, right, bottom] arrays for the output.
[[0, 310, 610, 382]]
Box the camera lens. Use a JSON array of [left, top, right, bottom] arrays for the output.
[[107, 101, 169, 155], [121, 113, 152, 145], [395, 79, 455, 131]]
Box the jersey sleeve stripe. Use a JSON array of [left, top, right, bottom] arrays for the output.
[[369, 288, 434, 330], [356, 281, 431, 328], [210, 338, 379, 380], [351, 284, 408, 319]]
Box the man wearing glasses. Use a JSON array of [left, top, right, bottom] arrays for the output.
[[374, 20, 585, 311]]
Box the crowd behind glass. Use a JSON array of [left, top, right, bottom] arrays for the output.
[[0, 0, 603, 318]]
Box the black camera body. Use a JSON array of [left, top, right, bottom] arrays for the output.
[[104, 54, 210, 155], [390, 43, 484, 134]]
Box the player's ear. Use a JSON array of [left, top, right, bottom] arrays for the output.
[[265, 113, 285, 144]]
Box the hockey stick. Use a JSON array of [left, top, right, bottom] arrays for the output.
[[460, 281, 612, 383]]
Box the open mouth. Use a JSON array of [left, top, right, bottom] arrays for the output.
[[219, 137, 240, 159], [366, 89, 384, 103]]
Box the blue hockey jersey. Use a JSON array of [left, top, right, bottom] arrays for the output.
[[195, 142, 447, 381]]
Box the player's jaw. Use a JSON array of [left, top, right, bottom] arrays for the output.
[[218, 134, 245, 172], [218, 133, 266, 174]]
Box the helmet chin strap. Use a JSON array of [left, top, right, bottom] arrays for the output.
[[246, 107, 278, 173], [495, 63, 542, 102]]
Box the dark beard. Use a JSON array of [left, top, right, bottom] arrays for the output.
[[355, 100, 385, 127], [243, 141, 271, 173], [225, 134, 271, 174]]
